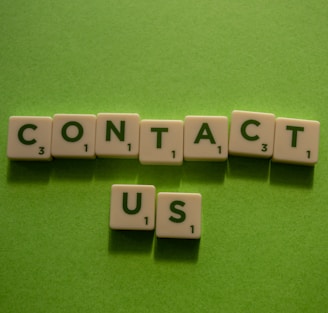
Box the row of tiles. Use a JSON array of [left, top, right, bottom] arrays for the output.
[[7, 110, 320, 166], [110, 185, 201, 239]]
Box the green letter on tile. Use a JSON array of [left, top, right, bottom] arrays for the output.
[[18, 124, 37, 145], [241, 119, 260, 141], [151, 128, 169, 148], [106, 121, 125, 141], [169, 200, 186, 223], [62, 121, 83, 142], [194, 123, 216, 144], [122, 192, 142, 214], [286, 126, 304, 147]]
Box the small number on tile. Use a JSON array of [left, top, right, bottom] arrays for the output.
[[127, 143, 131, 151], [38, 146, 45, 155], [172, 150, 176, 158], [84, 144, 88, 152], [218, 146, 222, 154], [306, 150, 311, 159], [262, 144, 268, 152], [190, 225, 194, 233]]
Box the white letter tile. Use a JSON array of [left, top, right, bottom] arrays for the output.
[[7, 116, 53, 161], [156, 192, 202, 239], [184, 115, 228, 161], [96, 113, 140, 158], [110, 184, 156, 230], [139, 120, 183, 165], [229, 110, 275, 158], [272, 117, 320, 166], [51, 114, 96, 158]]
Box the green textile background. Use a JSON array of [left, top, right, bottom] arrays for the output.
[[1, 1, 327, 312]]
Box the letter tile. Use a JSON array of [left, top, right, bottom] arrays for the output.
[[51, 114, 96, 158], [7, 116, 53, 161], [139, 120, 183, 165], [184, 115, 228, 161], [156, 192, 202, 239], [96, 113, 140, 158], [229, 110, 276, 158], [110, 184, 156, 230], [272, 117, 320, 166]]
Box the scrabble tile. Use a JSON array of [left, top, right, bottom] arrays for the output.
[[139, 120, 183, 165], [7, 116, 53, 161], [110, 184, 156, 230], [156, 192, 202, 239], [272, 118, 320, 166], [95, 113, 140, 158], [184, 115, 228, 161], [229, 110, 275, 158], [51, 114, 96, 158]]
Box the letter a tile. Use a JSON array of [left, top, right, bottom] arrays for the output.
[[184, 115, 228, 161]]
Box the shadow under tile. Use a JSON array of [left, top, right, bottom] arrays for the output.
[[51, 158, 95, 180], [270, 162, 314, 189], [7, 160, 52, 184], [95, 158, 140, 182], [137, 165, 182, 189], [183, 161, 226, 184], [227, 156, 270, 181], [153, 237, 200, 263], [108, 229, 154, 254]]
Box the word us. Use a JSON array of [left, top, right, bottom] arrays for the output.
[[110, 184, 202, 239], [7, 110, 320, 166]]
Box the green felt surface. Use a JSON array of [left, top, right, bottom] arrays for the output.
[[1, 1, 328, 312]]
